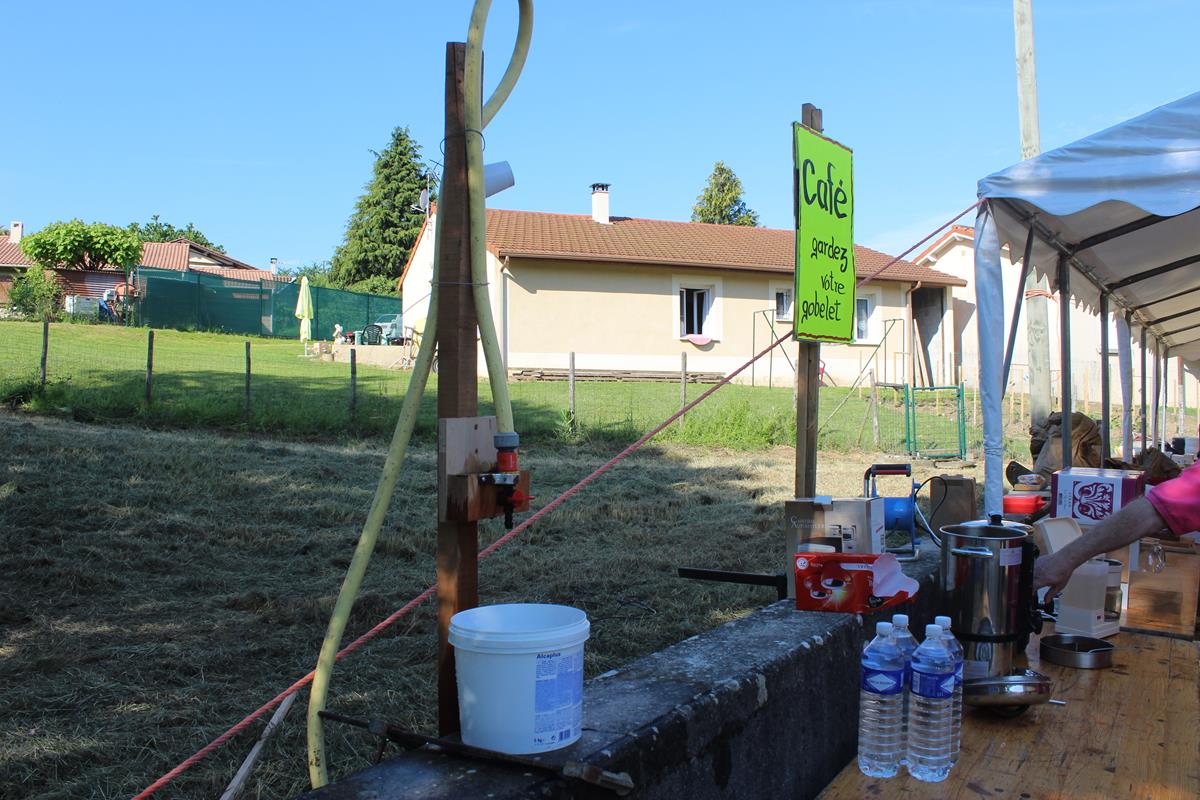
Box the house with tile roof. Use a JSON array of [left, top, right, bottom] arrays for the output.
[[399, 187, 966, 387], [913, 224, 1186, 403], [0, 222, 272, 304]]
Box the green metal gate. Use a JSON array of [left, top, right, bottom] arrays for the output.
[[904, 383, 966, 459]]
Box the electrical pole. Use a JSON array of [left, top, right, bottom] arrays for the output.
[[1013, 0, 1053, 427]]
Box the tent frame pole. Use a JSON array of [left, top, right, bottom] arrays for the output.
[[1058, 256, 1073, 469], [1002, 225, 1036, 390], [1140, 326, 1148, 457], [1099, 292, 1111, 461], [1152, 337, 1162, 448]]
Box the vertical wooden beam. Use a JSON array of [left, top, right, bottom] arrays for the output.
[[144, 329, 154, 406], [795, 103, 823, 498], [349, 348, 357, 425], [568, 351, 576, 428], [244, 340, 252, 421], [679, 351, 687, 425], [39, 318, 49, 392], [435, 41, 478, 737]]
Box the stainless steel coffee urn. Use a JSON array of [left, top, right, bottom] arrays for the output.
[[934, 515, 1043, 680]]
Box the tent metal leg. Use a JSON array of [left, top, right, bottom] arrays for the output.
[[1140, 327, 1148, 457], [1099, 293, 1111, 461], [1152, 338, 1162, 448], [1058, 257, 1073, 468]]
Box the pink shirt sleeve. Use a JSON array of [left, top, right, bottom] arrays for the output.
[[1146, 460, 1200, 535]]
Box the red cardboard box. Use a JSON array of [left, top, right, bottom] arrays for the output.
[[1052, 467, 1146, 526], [793, 552, 918, 613]]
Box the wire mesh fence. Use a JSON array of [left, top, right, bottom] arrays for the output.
[[3, 321, 1194, 458]]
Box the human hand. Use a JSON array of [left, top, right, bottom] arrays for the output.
[[1033, 553, 1072, 598]]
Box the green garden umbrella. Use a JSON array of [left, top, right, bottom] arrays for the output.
[[295, 276, 314, 352]]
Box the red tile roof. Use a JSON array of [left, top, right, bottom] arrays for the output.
[[482, 210, 966, 286], [913, 224, 975, 264], [0, 235, 269, 277]]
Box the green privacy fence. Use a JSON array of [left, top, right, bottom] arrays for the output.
[[132, 268, 402, 339]]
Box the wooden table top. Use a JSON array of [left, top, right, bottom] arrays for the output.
[[819, 629, 1200, 800]]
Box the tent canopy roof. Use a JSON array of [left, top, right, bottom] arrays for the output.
[[977, 90, 1200, 366]]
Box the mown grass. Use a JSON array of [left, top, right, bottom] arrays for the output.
[[0, 320, 1016, 456], [0, 412, 989, 799]]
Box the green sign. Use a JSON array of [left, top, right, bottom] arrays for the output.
[[793, 123, 855, 343]]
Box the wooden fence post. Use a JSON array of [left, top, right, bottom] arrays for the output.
[[39, 318, 49, 392], [870, 369, 881, 448], [679, 352, 687, 427], [244, 341, 252, 421], [349, 347, 357, 425], [568, 351, 576, 429], [145, 329, 154, 406]]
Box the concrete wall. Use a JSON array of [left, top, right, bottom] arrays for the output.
[[299, 549, 942, 800]]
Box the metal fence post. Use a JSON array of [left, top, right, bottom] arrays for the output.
[[39, 318, 49, 393], [568, 352, 576, 429], [350, 347, 357, 425], [245, 341, 252, 420], [145, 330, 154, 407]]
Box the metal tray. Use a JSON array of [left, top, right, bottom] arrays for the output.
[[963, 668, 1053, 710], [1040, 634, 1114, 669]]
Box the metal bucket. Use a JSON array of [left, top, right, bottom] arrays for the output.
[[933, 516, 1039, 680]]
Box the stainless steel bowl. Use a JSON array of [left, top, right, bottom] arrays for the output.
[[1040, 634, 1115, 669], [963, 668, 1053, 713]]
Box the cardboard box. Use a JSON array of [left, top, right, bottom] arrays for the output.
[[1052, 467, 1146, 526], [793, 552, 918, 614]]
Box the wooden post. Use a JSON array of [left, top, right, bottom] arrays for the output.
[[144, 329, 154, 406], [39, 318, 49, 392], [795, 103, 823, 499], [680, 352, 687, 422], [349, 348, 357, 425], [870, 369, 881, 448], [435, 41, 479, 737], [244, 341, 252, 421], [568, 351, 576, 429]]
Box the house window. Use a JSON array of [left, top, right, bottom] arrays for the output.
[[679, 287, 709, 336], [774, 289, 793, 322], [855, 296, 872, 341]]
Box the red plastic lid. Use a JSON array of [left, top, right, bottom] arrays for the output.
[[1002, 493, 1045, 513]]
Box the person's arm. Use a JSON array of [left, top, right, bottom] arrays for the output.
[[1033, 497, 1166, 596]]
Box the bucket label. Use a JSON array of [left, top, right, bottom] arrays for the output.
[[861, 667, 905, 695], [533, 648, 583, 748], [911, 667, 955, 699]]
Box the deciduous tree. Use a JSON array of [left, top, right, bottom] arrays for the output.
[[691, 162, 759, 226], [332, 127, 432, 286], [20, 220, 143, 272]]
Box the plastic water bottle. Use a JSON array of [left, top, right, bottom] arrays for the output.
[[891, 614, 918, 763], [935, 615, 964, 766], [906, 624, 956, 782], [858, 621, 905, 778]]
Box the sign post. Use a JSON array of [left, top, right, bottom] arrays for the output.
[[793, 105, 854, 500]]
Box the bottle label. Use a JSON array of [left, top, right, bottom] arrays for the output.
[[861, 667, 905, 696], [911, 667, 955, 699]]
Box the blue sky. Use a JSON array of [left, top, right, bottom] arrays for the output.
[[4, 1, 1198, 270]]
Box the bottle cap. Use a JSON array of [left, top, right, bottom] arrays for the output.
[[935, 615, 952, 629], [876, 621, 894, 636], [892, 613, 909, 626], [926, 624, 942, 638]]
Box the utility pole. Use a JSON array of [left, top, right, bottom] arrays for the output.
[[1013, 0, 1053, 427]]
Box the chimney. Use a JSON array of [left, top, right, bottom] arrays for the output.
[[590, 183, 611, 225], [9, 221, 23, 243], [269, 257, 278, 273]]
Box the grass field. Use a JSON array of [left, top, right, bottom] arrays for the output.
[[0, 320, 1018, 456], [0, 412, 988, 799]]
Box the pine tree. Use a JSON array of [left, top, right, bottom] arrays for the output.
[[691, 161, 759, 226], [332, 127, 431, 286]]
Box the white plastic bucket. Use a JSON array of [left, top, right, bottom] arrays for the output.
[[448, 603, 589, 754]]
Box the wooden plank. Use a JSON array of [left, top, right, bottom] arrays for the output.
[[818, 631, 1199, 799], [434, 40, 478, 737]]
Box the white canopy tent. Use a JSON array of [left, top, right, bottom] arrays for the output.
[[974, 91, 1200, 514]]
